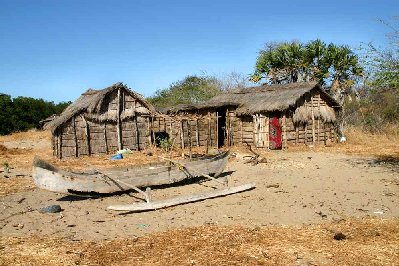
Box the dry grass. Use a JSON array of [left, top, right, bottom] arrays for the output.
[[1, 217, 398, 266], [287, 126, 399, 160]]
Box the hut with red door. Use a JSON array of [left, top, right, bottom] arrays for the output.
[[161, 82, 341, 150]]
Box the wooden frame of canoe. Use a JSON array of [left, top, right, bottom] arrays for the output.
[[32, 151, 255, 211]]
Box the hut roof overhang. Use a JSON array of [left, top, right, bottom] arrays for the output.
[[163, 82, 341, 115], [48, 82, 157, 133]]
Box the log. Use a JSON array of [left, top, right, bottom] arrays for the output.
[[107, 183, 256, 212], [117, 89, 122, 150]]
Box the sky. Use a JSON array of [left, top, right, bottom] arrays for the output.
[[0, 0, 398, 103]]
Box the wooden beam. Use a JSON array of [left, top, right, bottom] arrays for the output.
[[216, 111, 219, 148], [266, 115, 270, 150], [147, 117, 152, 146], [117, 89, 122, 151], [311, 97, 315, 145], [240, 119, 243, 145], [195, 119, 200, 147], [187, 120, 192, 159], [72, 116, 78, 157], [283, 113, 287, 150], [103, 122, 107, 154], [81, 115, 91, 156], [180, 120, 185, 149], [58, 133, 62, 159], [107, 183, 256, 212]]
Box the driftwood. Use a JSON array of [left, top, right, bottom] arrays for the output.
[[243, 142, 267, 165], [107, 183, 256, 212]]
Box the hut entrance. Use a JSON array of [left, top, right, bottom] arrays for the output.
[[216, 108, 226, 148], [269, 114, 282, 150], [154, 132, 170, 148], [254, 114, 267, 148]]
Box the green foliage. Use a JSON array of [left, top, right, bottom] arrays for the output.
[[157, 135, 173, 152], [0, 94, 15, 135], [343, 88, 399, 132], [0, 94, 71, 135], [253, 39, 363, 90], [148, 75, 222, 108], [362, 21, 399, 89]]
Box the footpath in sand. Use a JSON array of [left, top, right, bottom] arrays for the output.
[[0, 130, 398, 265]]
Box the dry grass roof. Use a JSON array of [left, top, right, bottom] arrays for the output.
[[164, 82, 340, 115], [48, 82, 157, 133]]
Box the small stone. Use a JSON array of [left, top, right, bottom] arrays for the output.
[[39, 204, 62, 213], [334, 232, 346, 240]]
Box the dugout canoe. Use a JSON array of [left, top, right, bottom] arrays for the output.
[[32, 151, 229, 194]]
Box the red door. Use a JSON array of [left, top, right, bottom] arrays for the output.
[[269, 116, 282, 149]]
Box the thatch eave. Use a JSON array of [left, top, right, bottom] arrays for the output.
[[49, 82, 157, 133]]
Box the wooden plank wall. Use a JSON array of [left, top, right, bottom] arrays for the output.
[[55, 89, 153, 158]]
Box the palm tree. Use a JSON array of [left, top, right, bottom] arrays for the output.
[[327, 44, 363, 93]]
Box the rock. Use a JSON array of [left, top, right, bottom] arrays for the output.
[[39, 205, 62, 213], [334, 232, 346, 240]]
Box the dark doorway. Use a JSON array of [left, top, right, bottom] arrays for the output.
[[153, 131, 170, 148], [216, 108, 226, 148]]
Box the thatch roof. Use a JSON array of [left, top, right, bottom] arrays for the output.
[[163, 82, 340, 116], [48, 82, 157, 133]]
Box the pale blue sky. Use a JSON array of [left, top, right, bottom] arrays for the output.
[[0, 0, 397, 102]]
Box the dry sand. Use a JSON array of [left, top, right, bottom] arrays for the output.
[[0, 129, 398, 265]]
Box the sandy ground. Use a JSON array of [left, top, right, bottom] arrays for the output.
[[0, 129, 398, 265]]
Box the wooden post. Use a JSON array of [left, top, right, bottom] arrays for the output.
[[311, 97, 315, 145], [72, 116, 78, 157], [135, 116, 140, 151], [295, 125, 299, 145], [266, 115, 270, 150], [195, 119, 200, 147], [283, 113, 287, 150], [305, 123, 308, 145], [58, 133, 62, 159], [187, 120, 192, 159], [147, 117, 152, 146], [206, 117, 211, 154], [103, 122, 107, 154], [80, 115, 91, 156], [180, 120, 185, 149], [216, 111, 219, 148], [117, 89, 122, 151], [151, 117, 156, 144], [240, 119, 243, 145], [317, 94, 321, 144]]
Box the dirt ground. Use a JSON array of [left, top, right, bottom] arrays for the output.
[[0, 129, 398, 265]]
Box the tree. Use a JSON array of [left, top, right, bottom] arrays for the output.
[[251, 40, 364, 93], [0, 94, 15, 135], [363, 18, 399, 89], [0, 94, 71, 135], [148, 75, 221, 108]]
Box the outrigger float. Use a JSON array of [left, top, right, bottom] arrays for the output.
[[32, 151, 255, 212]]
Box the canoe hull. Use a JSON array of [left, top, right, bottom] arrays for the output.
[[32, 151, 229, 194]]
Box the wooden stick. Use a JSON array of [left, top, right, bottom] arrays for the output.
[[80, 115, 91, 156], [117, 89, 122, 151], [72, 116, 78, 157], [196, 119, 200, 147], [216, 111, 219, 148], [108, 176, 151, 203], [187, 120, 192, 159], [311, 97, 315, 145], [180, 120, 185, 150], [108, 183, 256, 212], [160, 156, 227, 186]]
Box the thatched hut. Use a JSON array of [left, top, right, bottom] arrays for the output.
[[162, 82, 340, 149], [49, 83, 158, 158]]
